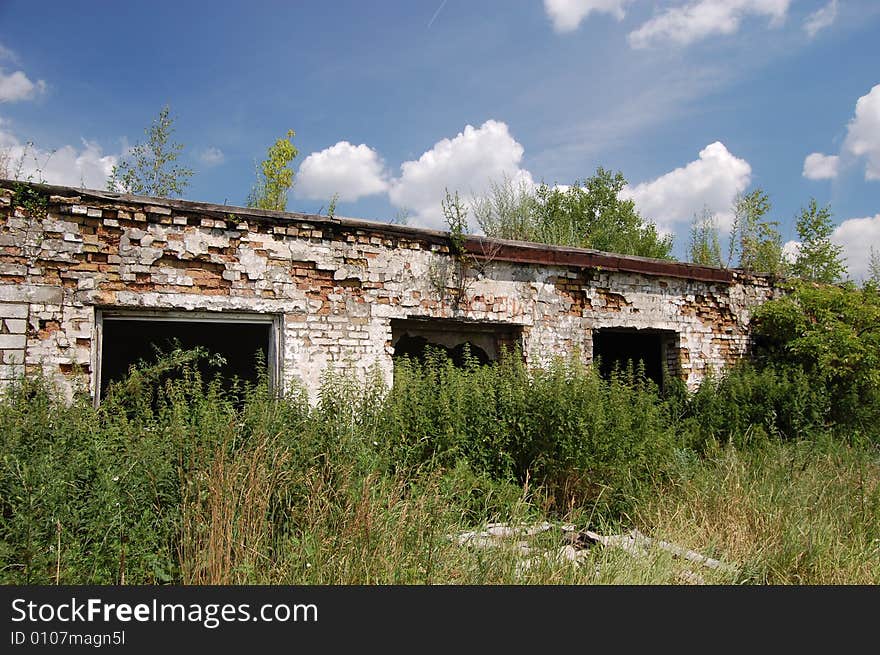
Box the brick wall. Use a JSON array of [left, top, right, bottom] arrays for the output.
[[0, 182, 776, 400]]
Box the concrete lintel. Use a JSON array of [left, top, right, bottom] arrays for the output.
[[0, 284, 64, 304]]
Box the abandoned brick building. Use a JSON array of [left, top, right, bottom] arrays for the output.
[[0, 180, 775, 402]]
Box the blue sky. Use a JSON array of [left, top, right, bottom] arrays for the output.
[[1, 1, 878, 275]]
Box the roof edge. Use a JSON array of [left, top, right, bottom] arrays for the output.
[[1, 179, 769, 285]]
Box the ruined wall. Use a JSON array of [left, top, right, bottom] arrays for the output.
[[0, 182, 775, 400]]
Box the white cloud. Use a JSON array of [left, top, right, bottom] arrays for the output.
[[802, 152, 839, 180], [621, 141, 752, 231], [296, 141, 389, 203], [844, 84, 880, 181], [197, 146, 225, 167], [0, 69, 46, 103], [388, 120, 534, 230], [782, 239, 801, 263], [804, 0, 838, 38], [0, 123, 117, 188], [0, 43, 46, 103], [543, 0, 628, 33], [628, 0, 791, 49], [0, 43, 18, 63], [831, 214, 880, 280]]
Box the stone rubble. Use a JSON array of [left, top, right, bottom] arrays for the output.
[[450, 522, 739, 584]]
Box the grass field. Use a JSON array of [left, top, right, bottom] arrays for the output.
[[1, 352, 877, 585]]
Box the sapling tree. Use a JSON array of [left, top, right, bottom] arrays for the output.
[[107, 105, 193, 198], [688, 207, 722, 266], [790, 199, 846, 283], [728, 189, 784, 274], [869, 247, 880, 286], [247, 129, 298, 212]]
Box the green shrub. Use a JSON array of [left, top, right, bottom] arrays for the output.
[[0, 354, 289, 584], [1, 309, 877, 584], [751, 281, 880, 438], [380, 352, 675, 513], [683, 364, 831, 448]]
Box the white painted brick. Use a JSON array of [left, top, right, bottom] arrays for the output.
[[0, 364, 24, 379], [0, 285, 63, 304], [2, 349, 24, 364], [0, 335, 26, 349], [0, 304, 27, 319], [0, 264, 27, 276], [3, 318, 26, 333]]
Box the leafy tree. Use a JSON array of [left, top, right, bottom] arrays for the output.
[[474, 168, 673, 259], [442, 188, 469, 255], [790, 199, 846, 283], [247, 129, 298, 211], [472, 175, 538, 242], [107, 105, 193, 198], [535, 169, 673, 258], [728, 189, 783, 274], [869, 246, 880, 286], [751, 281, 880, 429], [688, 207, 722, 266]]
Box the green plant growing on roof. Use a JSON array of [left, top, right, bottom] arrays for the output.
[[107, 105, 194, 198], [247, 129, 298, 212]]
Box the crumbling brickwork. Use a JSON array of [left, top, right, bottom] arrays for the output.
[[0, 181, 775, 400]]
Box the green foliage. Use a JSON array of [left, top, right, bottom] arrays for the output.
[[0, 354, 308, 584], [442, 188, 469, 255], [472, 175, 538, 242], [729, 189, 784, 274], [0, 348, 677, 583], [682, 365, 830, 448], [107, 105, 193, 198], [751, 281, 880, 431], [638, 439, 880, 584], [247, 129, 298, 212], [326, 192, 339, 219], [790, 199, 846, 283], [391, 207, 411, 225], [474, 169, 674, 259], [2, 305, 878, 584], [382, 352, 675, 513], [688, 207, 722, 266], [11, 182, 48, 219], [869, 247, 880, 286]]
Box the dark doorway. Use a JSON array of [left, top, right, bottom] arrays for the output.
[[593, 328, 676, 388], [391, 318, 521, 368], [393, 333, 491, 367], [99, 315, 274, 397]]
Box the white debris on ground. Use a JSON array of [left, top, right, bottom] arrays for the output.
[[448, 522, 739, 583]]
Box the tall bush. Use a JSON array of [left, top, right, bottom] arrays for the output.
[[750, 281, 880, 435]]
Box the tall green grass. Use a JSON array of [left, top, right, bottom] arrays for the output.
[[637, 438, 880, 584], [0, 349, 877, 584]]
